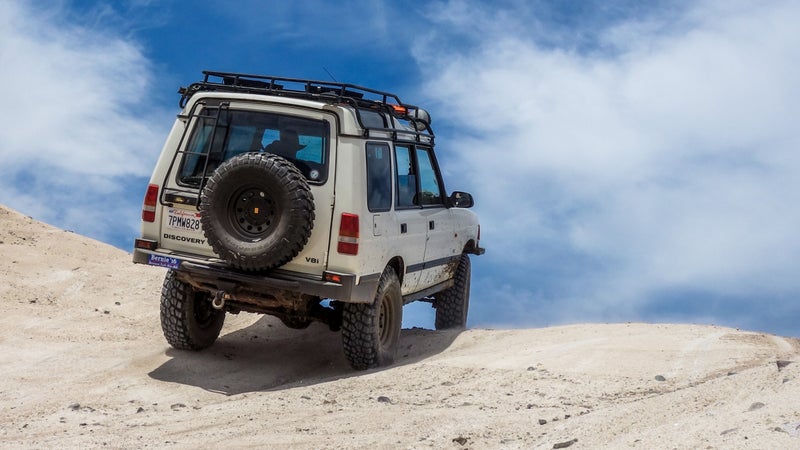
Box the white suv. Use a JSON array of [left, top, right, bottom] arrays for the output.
[[133, 71, 484, 370]]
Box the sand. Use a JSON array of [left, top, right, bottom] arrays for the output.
[[1, 204, 798, 449]]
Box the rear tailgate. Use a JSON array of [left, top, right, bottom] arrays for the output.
[[140, 96, 338, 277]]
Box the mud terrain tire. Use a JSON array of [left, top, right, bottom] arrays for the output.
[[341, 267, 402, 370], [434, 254, 471, 330], [199, 152, 315, 271], [160, 270, 225, 350]]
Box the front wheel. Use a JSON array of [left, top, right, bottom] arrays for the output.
[[160, 270, 225, 350], [341, 267, 403, 370], [434, 254, 471, 330]]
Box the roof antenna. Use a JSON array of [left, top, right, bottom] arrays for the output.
[[323, 67, 338, 82]]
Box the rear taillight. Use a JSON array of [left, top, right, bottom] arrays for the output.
[[142, 184, 159, 222], [337, 213, 359, 255], [134, 238, 158, 250]]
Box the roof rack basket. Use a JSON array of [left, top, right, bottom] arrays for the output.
[[177, 71, 433, 138]]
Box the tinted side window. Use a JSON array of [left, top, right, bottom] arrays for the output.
[[416, 147, 444, 205], [395, 145, 417, 208], [359, 109, 387, 129], [366, 143, 392, 212]]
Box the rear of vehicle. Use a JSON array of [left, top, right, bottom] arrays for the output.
[[136, 94, 336, 276], [134, 75, 378, 309]]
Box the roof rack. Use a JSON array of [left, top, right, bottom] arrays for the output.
[[179, 71, 406, 112], [177, 71, 433, 139]]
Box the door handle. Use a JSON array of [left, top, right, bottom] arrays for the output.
[[429, 220, 435, 230], [400, 223, 407, 233]]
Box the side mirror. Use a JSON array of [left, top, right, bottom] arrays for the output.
[[448, 191, 474, 208]]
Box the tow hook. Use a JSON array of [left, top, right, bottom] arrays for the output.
[[211, 290, 226, 310]]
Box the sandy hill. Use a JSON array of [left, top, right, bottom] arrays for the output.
[[1, 204, 798, 449]]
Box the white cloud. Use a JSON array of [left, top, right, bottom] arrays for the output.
[[415, 0, 800, 332], [0, 1, 169, 244]]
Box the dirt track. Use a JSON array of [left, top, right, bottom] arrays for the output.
[[1, 205, 799, 449]]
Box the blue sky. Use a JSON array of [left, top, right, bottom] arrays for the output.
[[1, 0, 798, 336]]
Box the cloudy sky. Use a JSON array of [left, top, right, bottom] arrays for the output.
[[1, 0, 797, 336]]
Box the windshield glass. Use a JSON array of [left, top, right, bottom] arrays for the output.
[[178, 108, 330, 186]]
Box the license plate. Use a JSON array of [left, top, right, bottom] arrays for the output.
[[166, 208, 202, 232], [148, 254, 181, 270]]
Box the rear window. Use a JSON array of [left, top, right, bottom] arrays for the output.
[[178, 108, 330, 186]]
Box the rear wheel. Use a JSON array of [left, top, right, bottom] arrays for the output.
[[160, 271, 225, 350], [341, 267, 402, 370], [434, 254, 471, 330]]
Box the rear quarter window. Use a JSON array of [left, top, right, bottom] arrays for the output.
[[366, 143, 392, 212]]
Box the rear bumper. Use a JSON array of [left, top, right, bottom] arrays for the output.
[[132, 248, 379, 303]]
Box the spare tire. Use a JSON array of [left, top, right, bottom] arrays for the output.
[[199, 152, 315, 271]]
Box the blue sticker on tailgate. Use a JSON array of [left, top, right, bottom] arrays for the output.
[[147, 254, 181, 269]]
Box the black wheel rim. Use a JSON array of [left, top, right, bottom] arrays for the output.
[[378, 293, 393, 345], [227, 186, 277, 240], [192, 293, 218, 329]]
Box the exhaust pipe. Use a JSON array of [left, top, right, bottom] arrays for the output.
[[212, 291, 226, 310]]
